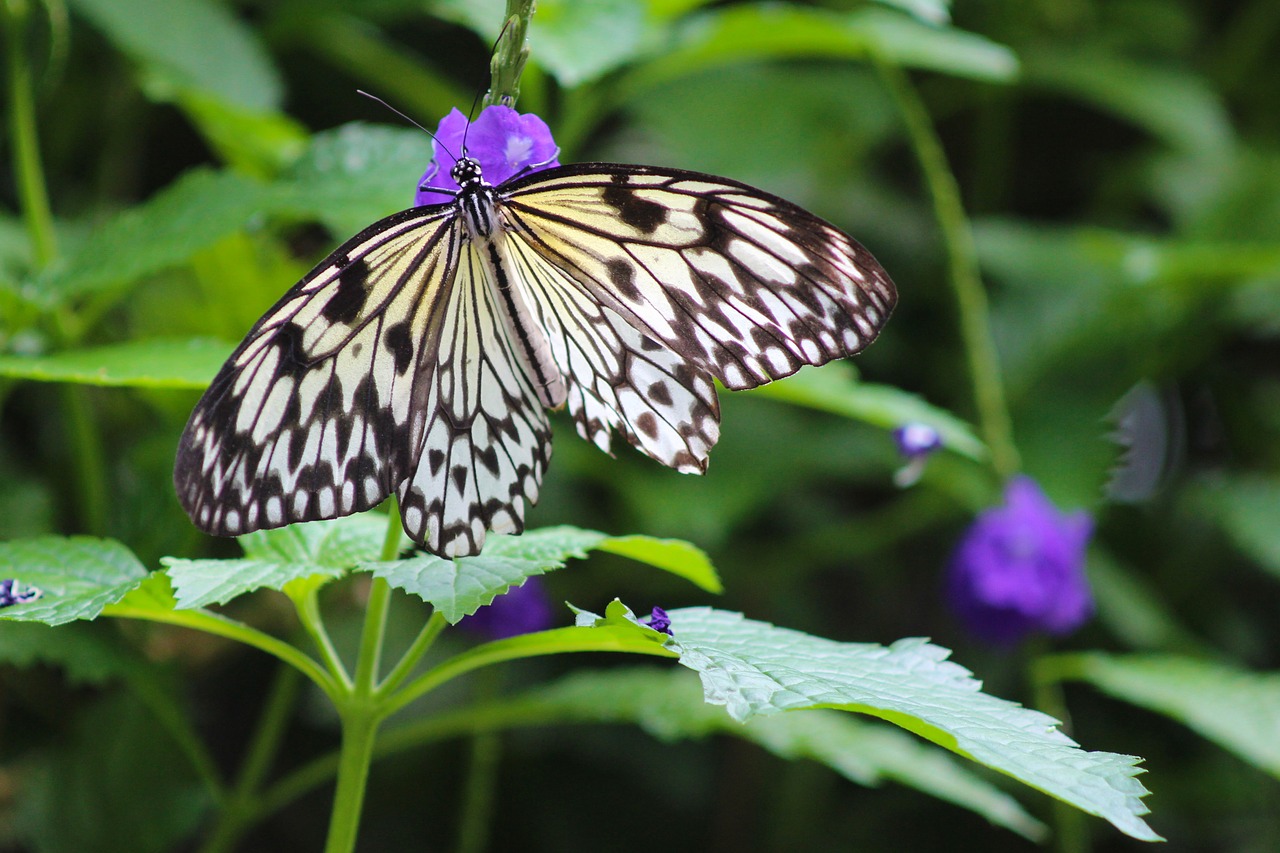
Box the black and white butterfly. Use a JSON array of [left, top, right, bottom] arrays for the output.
[[175, 147, 896, 558]]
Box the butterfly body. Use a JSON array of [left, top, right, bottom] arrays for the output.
[[176, 154, 896, 558]]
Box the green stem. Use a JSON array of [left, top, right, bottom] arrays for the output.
[[103, 603, 340, 698], [296, 585, 353, 690], [483, 0, 536, 109], [323, 707, 382, 853], [455, 668, 503, 853], [201, 667, 302, 853], [1029, 646, 1088, 853], [875, 58, 1019, 479], [377, 610, 447, 696], [4, 0, 58, 268], [60, 385, 109, 535], [126, 666, 227, 807], [384, 626, 676, 718], [319, 509, 401, 853]]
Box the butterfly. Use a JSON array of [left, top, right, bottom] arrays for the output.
[[175, 107, 896, 558]]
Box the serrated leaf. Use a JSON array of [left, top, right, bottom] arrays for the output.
[[367, 527, 605, 622], [0, 338, 233, 388], [369, 528, 719, 621], [507, 668, 1044, 839], [69, 0, 281, 110], [1053, 653, 1280, 779], [654, 607, 1158, 841], [162, 515, 388, 609], [0, 537, 148, 626], [749, 362, 987, 462]]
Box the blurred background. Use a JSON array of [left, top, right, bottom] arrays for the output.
[[2, 0, 1279, 850]]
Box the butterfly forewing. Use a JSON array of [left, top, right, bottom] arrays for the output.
[[176, 156, 895, 559], [502, 164, 896, 390], [175, 207, 456, 537]]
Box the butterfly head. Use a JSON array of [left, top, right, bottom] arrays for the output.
[[451, 156, 487, 190]]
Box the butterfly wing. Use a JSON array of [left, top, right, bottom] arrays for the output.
[[174, 205, 552, 557], [501, 229, 722, 473], [395, 236, 552, 557], [500, 164, 896, 391]]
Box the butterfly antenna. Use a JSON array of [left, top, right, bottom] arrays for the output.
[[356, 90, 457, 162]]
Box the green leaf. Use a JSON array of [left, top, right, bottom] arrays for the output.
[[624, 5, 1017, 98], [0, 338, 233, 388], [656, 607, 1159, 841], [68, 0, 282, 110], [278, 123, 433, 235], [162, 515, 389, 609], [368, 527, 720, 621], [38, 168, 278, 304], [367, 527, 607, 622], [0, 537, 149, 626], [1024, 47, 1231, 157], [1049, 653, 1280, 780], [511, 668, 1045, 840], [594, 534, 721, 593], [175, 89, 308, 176], [748, 362, 987, 462]]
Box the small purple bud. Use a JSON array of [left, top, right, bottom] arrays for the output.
[[893, 423, 943, 459], [415, 106, 560, 206], [0, 579, 42, 608], [892, 423, 943, 487], [461, 576, 555, 640], [946, 477, 1093, 645], [646, 607, 673, 636]]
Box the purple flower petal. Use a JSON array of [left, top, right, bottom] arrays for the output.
[[946, 476, 1094, 645], [646, 607, 673, 636], [415, 105, 560, 206], [460, 576, 555, 640]]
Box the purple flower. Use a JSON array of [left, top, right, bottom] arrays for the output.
[[461, 576, 555, 640], [892, 423, 942, 487], [0, 579, 42, 608], [946, 476, 1093, 645], [646, 607, 673, 636], [415, 106, 560, 206]]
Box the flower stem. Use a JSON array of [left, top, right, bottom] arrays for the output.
[[483, 0, 536, 109], [874, 57, 1020, 479], [377, 610, 447, 696], [323, 706, 383, 853], [3, 0, 58, 268], [320, 508, 402, 853], [201, 666, 302, 853], [454, 668, 502, 853]]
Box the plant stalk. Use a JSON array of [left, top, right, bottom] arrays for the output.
[[875, 58, 1020, 479]]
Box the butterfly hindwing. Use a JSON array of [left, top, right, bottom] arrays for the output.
[[501, 164, 896, 390], [396, 238, 553, 557], [503, 230, 721, 472]]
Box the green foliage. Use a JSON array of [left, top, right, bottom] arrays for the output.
[[3, 0, 1279, 850]]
